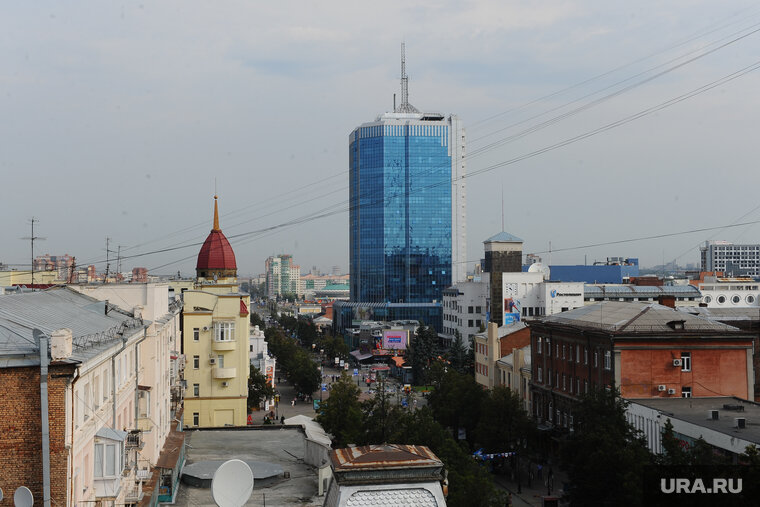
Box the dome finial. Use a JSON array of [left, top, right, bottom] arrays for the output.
[[212, 194, 220, 232]]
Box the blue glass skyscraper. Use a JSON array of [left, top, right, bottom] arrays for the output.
[[344, 47, 466, 332]]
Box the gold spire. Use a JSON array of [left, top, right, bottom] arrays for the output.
[[212, 195, 220, 231]]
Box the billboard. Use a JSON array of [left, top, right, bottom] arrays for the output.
[[504, 297, 521, 325], [382, 330, 409, 350]]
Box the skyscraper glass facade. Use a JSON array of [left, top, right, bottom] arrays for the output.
[[350, 117, 455, 304]]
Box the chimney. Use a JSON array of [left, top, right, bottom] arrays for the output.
[[50, 329, 73, 360], [658, 295, 676, 309]]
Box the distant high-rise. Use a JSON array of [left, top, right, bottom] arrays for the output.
[[265, 254, 301, 298], [700, 240, 760, 277], [349, 45, 466, 308]]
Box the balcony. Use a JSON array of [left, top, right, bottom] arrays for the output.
[[125, 430, 143, 449], [212, 339, 236, 351], [213, 366, 236, 379]]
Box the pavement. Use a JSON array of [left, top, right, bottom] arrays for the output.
[[493, 462, 568, 507]]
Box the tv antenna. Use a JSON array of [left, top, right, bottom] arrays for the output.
[[21, 218, 45, 289], [104, 237, 116, 283], [395, 42, 419, 114], [211, 459, 254, 507]]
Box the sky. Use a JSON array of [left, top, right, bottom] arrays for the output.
[[2, 1, 760, 277]]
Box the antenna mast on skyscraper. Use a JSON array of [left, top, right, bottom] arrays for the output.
[[396, 43, 419, 114]]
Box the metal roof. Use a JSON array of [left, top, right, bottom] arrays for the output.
[[536, 301, 740, 334], [331, 444, 442, 472], [584, 284, 702, 297], [0, 287, 144, 362], [484, 231, 523, 243]]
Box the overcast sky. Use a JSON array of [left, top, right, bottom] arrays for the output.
[[2, 1, 760, 277]]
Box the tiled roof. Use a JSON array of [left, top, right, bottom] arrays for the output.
[[346, 488, 437, 506], [196, 230, 237, 271]]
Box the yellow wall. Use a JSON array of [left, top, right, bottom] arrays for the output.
[[182, 280, 251, 427], [0, 270, 61, 286]]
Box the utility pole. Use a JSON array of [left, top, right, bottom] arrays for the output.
[[116, 245, 122, 279], [21, 218, 45, 289], [104, 237, 114, 283]]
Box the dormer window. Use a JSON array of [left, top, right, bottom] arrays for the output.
[[667, 320, 686, 330]]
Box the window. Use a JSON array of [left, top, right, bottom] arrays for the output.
[[604, 351, 611, 370], [546, 338, 551, 355], [681, 352, 691, 372], [556, 344, 560, 358], [584, 380, 589, 393], [548, 402, 553, 422], [193, 327, 200, 341], [215, 321, 235, 342], [682, 386, 692, 398], [102, 374, 109, 402], [193, 384, 200, 397], [94, 440, 122, 478], [577, 377, 580, 394], [562, 344, 566, 359], [468, 319, 473, 327], [476, 306, 482, 313], [93, 375, 100, 409], [468, 306, 473, 313], [556, 372, 559, 388], [537, 337, 542, 352], [562, 374, 566, 391], [584, 347, 588, 364], [507, 372, 512, 388], [594, 350, 599, 367], [193, 412, 199, 426], [576, 345, 580, 362], [193, 355, 200, 369], [548, 369, 552, 386], [537, 367, 543, 382]]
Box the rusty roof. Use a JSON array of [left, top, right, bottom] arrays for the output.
[[331, 444, 442, 471]]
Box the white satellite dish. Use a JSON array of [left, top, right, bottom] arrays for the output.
[[211, 459, 254, 507], [14, 486, 33, 507]]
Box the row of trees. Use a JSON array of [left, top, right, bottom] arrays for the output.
[[408, 326, 474, 385], [316, 372, 509, 506], [264, 326, 321, 396]]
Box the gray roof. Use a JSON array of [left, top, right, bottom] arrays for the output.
[[677, 306, 760, 322], [628, 397, 760, 445], [484, 231, 523, 243], [537, 301, 740, 334], [584, 284, 702, 298], [0, 287, 144, 363]]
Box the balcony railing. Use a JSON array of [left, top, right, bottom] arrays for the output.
[[125, 430, 143, 449]]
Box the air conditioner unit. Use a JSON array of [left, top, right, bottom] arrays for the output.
[[221, 381, 229, 387], [672, 358, 682, 367], [658, 385, 667, 392], [667, 388, 677, 395], [209, 358, 216, 365]]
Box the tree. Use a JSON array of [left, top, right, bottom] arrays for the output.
[[408, 325, 437, 385], [561, 385, 652, 506], [448, 331, 468, 374], [427, 368, 487, 446], [250, 312, 264, 329], [657, 418, 689, 466], [247, 365, 275, 411], [474, 386, 534, 453], [316, 373, 363, 447], [360, 376, 403, 444]]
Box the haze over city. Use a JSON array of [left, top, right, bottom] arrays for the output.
[[3, 1, 760, 275]]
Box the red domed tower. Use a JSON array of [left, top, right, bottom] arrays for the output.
[[196, 195, 237, 280]]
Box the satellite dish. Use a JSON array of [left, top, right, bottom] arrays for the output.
[[211, 459, 254, 507], [14, 486, 33, 507], [528, 262, 550, 280]]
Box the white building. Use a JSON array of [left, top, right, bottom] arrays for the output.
[[701, 240, 760, 277], [441, 277, 488, 347], [249, 324, 277, 411], [501, 271, 585, 321], [694, 275, 760, 308], [626, 396, 760, 461], [0, 287, 182, 506]]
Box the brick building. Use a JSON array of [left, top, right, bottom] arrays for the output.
[[529, 301, 754, 431]]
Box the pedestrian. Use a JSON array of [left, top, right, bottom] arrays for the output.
[[291, 399, 294, 407], [280, 415, 285, 425], [537, 463, 543, 480]]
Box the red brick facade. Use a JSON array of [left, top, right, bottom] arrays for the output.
[[0, 364, 75, 505]]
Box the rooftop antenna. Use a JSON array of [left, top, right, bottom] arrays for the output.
[[396, 43, 419, 114], [21, 218, 45, 289], [501, 183, 505, 232], [104, 237, 116, 283]]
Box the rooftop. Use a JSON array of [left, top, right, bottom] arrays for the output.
[[0, 287, 144, 362], [484, 231, 523, 243], [584, 284, 702, 298], [628, 396, 760, 445], [535, 301, 741, 335]]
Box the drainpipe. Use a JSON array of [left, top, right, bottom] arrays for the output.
[[113, 335, 128, 429], [34, 329, 52, 507]]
